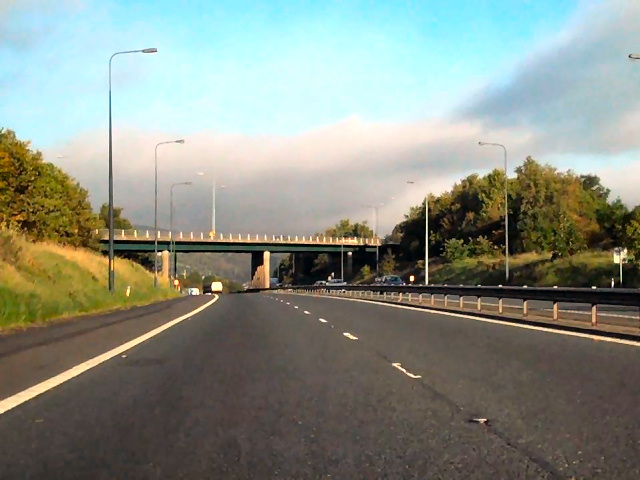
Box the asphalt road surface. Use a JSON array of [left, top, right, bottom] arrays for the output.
[[1, 293, 639, 479]]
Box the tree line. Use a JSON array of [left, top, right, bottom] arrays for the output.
[[1, 128, 139, 252], [393, 156, 640, 264]]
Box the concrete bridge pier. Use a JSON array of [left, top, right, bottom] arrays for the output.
[[251, 251, 271, 288], [161, 250, 170, 286]]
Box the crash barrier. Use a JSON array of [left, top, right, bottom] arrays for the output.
[[246, 284, 640, 329]]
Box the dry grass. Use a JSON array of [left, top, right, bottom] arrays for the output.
[[0, 229, 178, 331]]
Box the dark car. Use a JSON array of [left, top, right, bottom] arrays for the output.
[[381, 275, 405, 286]]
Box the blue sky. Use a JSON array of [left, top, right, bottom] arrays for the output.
[[6, 0, 640, 235], [3, 0, 579, 146]]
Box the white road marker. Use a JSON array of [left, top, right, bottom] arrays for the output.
[[318, 318, 328, 323], [303, 311, 310, 315], [300, 294, 640, 348], [343, 332, 358, 340], [0, 296, 220, 416], [392, 362, 422, 379]]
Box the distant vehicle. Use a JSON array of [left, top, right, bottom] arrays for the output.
[[326, 278, 347, 286], [203, 281, 224, 295], [314, 280, 327, 286], [186, 287, 200, 296], [381, 275, 405, 286]]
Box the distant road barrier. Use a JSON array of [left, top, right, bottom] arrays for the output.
[[95, 229, 381, 246], [247, 284, 640, 330]]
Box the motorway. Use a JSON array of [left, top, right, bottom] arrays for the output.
[[1, 294, 640, 478]]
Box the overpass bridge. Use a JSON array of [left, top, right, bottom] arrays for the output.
[[96, 229, 381, 288]]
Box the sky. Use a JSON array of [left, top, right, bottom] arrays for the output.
[[2, 0, 640, 236]]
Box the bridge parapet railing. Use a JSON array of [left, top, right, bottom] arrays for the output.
[[247, 284, 640, 331], [94, 229, 381, 246]]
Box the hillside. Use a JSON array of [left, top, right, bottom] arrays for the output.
[[0, 229, 178, 331], [356, 251, 639, 288]]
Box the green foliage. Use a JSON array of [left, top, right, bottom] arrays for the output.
[[0, 129, 97, 247], [322, 218, 375, 238], [380, 248, 396, 275], [98, 203, 133, 230], [443, 238, 469, 262], [469, 236, 497, 257], [626, 220, 640, 260], [394, 157, 633, 266]]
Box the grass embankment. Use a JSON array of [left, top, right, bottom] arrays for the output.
[[429, 251, 639, 287], [360, 251, 639, 288], [0, 229, 178, 331]]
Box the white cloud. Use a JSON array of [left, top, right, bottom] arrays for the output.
[[41, 0, 640, 236]]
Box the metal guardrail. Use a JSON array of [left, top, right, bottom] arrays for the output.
[[95, 229, 381, 246], [248, 284, 640, 328]]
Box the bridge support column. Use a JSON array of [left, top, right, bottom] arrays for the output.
[[251, 251, 271, 289], [161, 250, 170, 286]]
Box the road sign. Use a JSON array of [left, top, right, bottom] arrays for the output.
[[613, 247, 628, 264]]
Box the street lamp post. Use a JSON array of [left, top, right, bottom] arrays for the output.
[[407, 181, 429, 285], [154, 139, 185, 287], [478, 141, 509, 282], [170, 181, 193, 281], [341, 237, 344, 280], [197, 172, 227, 235], [108, 47, 156, 292], [362, 204, 382, 277]]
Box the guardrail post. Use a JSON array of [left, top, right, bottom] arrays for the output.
[[477, 296, 481, 311], [459, 295, 464, 309], [146, 230, 149, 238], [498, 297, 503, 314], [523, 300, 528, 317], [431, 294, 434, 306], [383, 292, 387, 300], [553, 301, 559, 321], [591, 304, 598, 326], [399, 292, 403, 302], [444, 294, 448, 307], [418, 294, 423, 304], [180, 232, 183, 239], [134, 230, 138, 238]]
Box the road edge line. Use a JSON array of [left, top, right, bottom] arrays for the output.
[[0, 295, 219, 415], [289, 293, 640, 348]]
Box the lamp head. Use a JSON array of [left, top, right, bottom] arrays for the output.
[[142, 48, 158, 54]]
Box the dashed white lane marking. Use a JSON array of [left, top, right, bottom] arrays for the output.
[[392, 363, 422, 379], [294, 306, 299, 309], [286, 302, 290, 305], [303, 311, 310, 315], [343, 332, 358, 340], [318, 318, 328, 323], [0, 295, 220, 416], [299, 294, 640, 348]]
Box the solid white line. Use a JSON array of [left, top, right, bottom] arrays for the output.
[[303, 311, 310, 315], [295, 294, 640, 348], [318, 318, 328, 323], [343, 332, 358, 340], [0, 296, 219, 416], [392, 362, 422, 379]]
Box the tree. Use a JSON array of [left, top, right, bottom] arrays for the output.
[[443, 238, 469, 262], [98, 203, 133, 230], [380, 248, 396, 275], [0, 128, 97, 247]]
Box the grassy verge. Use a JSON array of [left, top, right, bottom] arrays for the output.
[[358, 250, 639, 288], [0, 229, 178, 331]]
